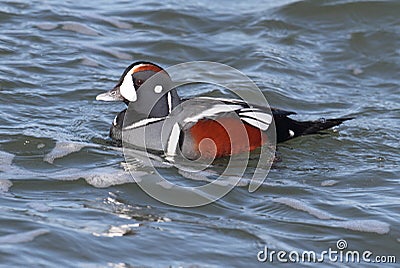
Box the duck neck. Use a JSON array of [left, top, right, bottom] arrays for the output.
[[149, 89, 181, 118], [127, 88, 182, 120]]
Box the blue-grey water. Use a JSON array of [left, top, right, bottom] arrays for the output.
[[0, 0, 399, 267]]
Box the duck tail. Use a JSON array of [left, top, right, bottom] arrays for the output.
[[276, 117, 353, 143]]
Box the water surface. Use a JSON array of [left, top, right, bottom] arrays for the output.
[[0, 0, 399, 267]]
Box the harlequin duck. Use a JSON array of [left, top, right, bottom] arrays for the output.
[[96, 61, 352, 159]]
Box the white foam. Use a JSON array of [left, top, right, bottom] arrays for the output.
[[321, 180, 339, 186], [49, 168, 83, 181], [48, 166, 136, 188], [274, 197, 338, 220], [0, 179, 13, 192], [37, 143, 45, 149], [0, 151, 22, 186], [83, 169, 137, 188], [0, 151, 15, 172], [27, 202, 52, 212], [0, 146, 152, 188], [332, 220, 390, 235], [93, 224, 139, 237], [0, 151, 32, 180], [44, 142, 86, 164], [0, 229, 49, 244]]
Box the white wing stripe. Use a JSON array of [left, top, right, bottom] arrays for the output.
[[196, 96, 244, 104], [241, 117, 270, 131], [183, 104, 242, 123], [239, 107, 261, 112], [240, 111, 272, 125]]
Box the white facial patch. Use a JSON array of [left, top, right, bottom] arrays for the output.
[[154, 85, 163, 94], [120, 72, 137, 102]]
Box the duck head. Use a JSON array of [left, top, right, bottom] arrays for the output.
[[96, 61, 181, 118]]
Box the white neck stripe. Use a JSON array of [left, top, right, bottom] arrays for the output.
[[167, 92, 172, 114], [166, 123, 180, 157]]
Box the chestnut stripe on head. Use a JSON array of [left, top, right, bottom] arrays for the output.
[[131, 64, 164, 74]]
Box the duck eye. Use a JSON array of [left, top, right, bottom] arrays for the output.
[[136, 79, 144, 86]]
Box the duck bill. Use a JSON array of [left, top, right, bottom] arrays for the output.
[[96, 86, 124, 101]]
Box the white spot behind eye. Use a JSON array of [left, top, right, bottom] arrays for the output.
[[289, 129, 295, 137], [154, 85, 163, 94]]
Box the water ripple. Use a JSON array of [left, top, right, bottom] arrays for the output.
[[0, 0, 399, 266]]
